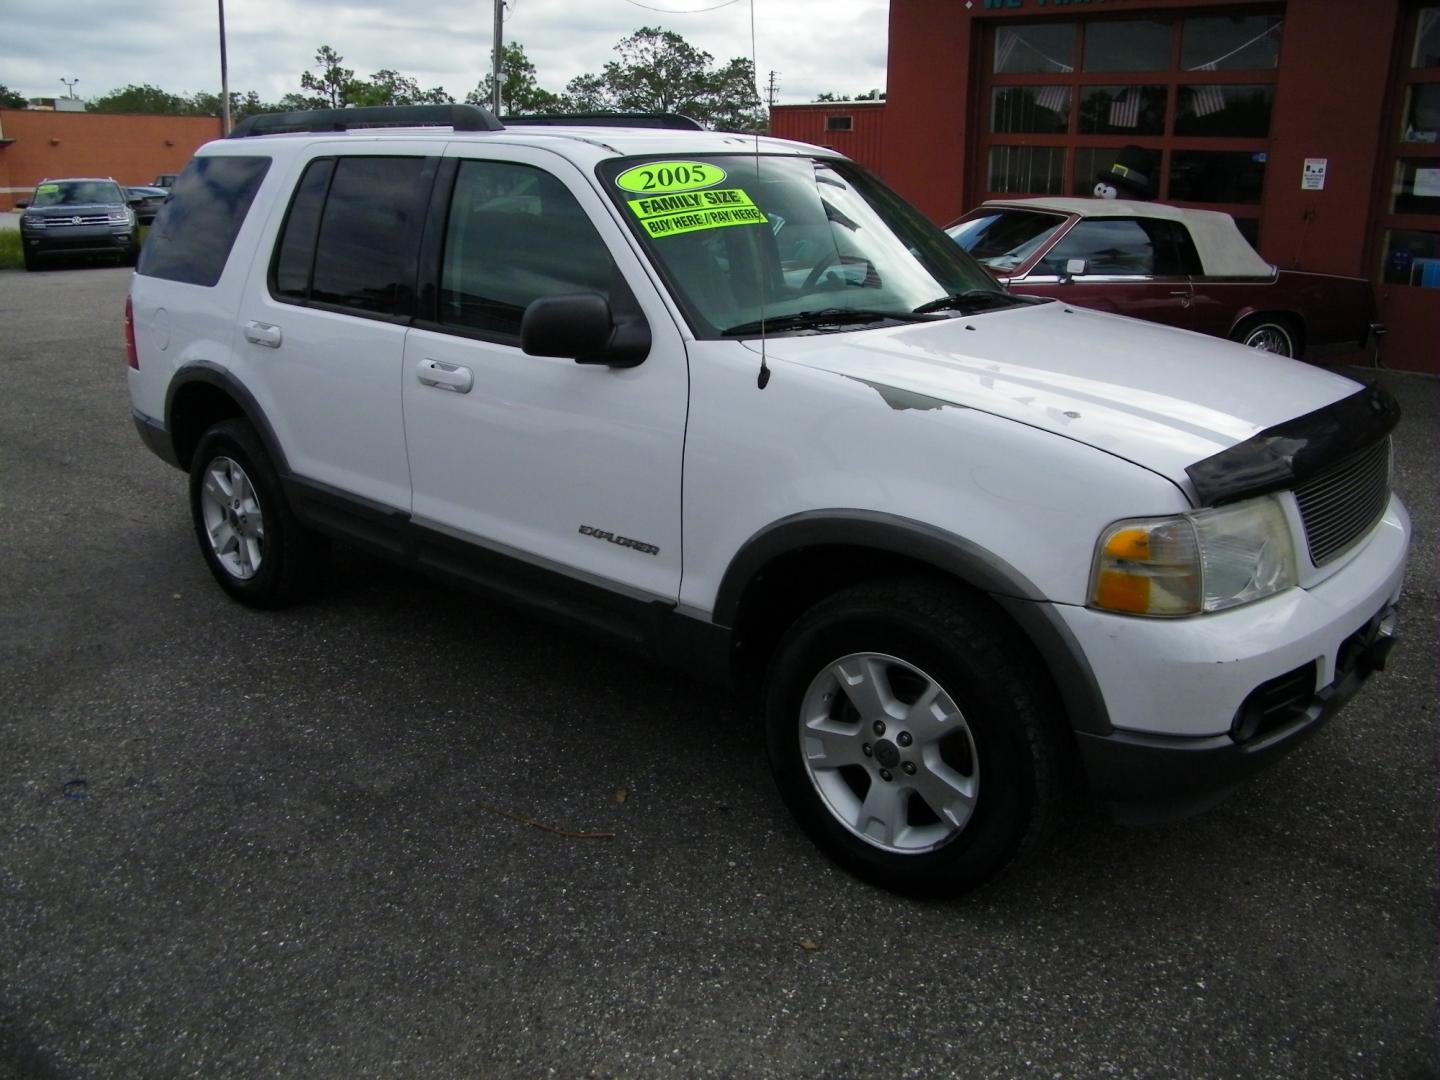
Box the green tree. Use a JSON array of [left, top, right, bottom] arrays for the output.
[[351, 69, 452, 107], [299, 45, 356, 108], [0, 84, 26, 108], [189, 89, 276, 120], [563, 27, 764, 131], [464, 42, 563, 115], [87, 83, 193, 114]]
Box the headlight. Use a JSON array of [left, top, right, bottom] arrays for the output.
[[1089, 495, 1298, 616], [108, 210, 133, 225], [20, 214, 43, 229]]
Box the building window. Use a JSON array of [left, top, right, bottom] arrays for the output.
[[1173, 84, 1275, 137], [988, 145, 1065, 195], [1375, 8, 1440, 290], [995, 23, 1077, 74], [1078, 85, 1167, 136], [976, 10, 1281, 237], [1084, 19, 1171, 72], [992, 87, 1071, 133], [1180, 15, 1283, 71], [825, 115, 853, 131]]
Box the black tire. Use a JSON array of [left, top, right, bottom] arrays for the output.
[[188, 419, 328, 608], [23, 247, 40, 272], [1231, 314, 1300, 358], [764, 579, 1067, 897]]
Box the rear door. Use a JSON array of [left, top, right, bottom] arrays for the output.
[[234, 144, 436, 512]]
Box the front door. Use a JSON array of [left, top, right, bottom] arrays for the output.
[[401, 147, 689, 603], [1010, 215, 1199, 330]]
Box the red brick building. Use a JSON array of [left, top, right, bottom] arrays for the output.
[[769, 100, 887, 174], [0, 110, 221, 210], [775, 1, 1438, 373]]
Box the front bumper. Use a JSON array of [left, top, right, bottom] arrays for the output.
[[1055, 494, 1409, 816], [24, 224, 135, 257], [1076, 600, 1400, 821]]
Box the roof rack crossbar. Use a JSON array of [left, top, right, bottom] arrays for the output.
[[500, 112, 705, 131], [227, 104, 502, 138]]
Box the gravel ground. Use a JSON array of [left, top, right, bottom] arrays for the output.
[[1, 265, 1436, 1080]]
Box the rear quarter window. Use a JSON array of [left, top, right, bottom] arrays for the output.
[[138, 155, 271, 287]]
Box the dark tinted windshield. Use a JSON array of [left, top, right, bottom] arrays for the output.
[[599, 155, 1006, 337], [946, 209, 1067, 274], [31, 180, 126, 207]]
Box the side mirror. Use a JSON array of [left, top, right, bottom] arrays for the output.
[[1064, 257, 1088, 278], [521, 293, 650, 368], [14, 199, 28, 209], [128, 197, 146, 208]]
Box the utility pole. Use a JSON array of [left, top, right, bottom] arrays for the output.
[[218, 0, 231, 134], [766, 70, 779, 107], [491, 0, 504, 116], [59, 77, 79, 100]]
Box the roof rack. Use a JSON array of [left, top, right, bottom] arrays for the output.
[[228, 104, 502, 138], [500, 112, 704, 131]]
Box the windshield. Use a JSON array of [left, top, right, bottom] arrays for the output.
[[31, 180, 125, 207], [946, 209, 1068, 274], [599, 154, 1012, 337]]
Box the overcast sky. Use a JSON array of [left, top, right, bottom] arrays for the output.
[[2, 0, 889, 108]]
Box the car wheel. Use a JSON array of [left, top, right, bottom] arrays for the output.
[[763, 579, 1066, 897], [189, 419, 328, 608], [1233, 315, 1299, 357], [22, 247, 41, 272]]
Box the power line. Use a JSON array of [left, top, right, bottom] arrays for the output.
[[621, 0, 740, 13]]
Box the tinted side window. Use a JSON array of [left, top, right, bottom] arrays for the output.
[[271, 159, 334, 302], [308, 156, 429, 316], [138, 156, 271, 287], [439, 160, 615, 338], [1040, 217, 1200, 276]]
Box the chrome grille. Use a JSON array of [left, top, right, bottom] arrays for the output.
[[1294, 437, 1391, 566], [43, 213, 111, 227]]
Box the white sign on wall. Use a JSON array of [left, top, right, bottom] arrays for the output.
[[1302, 158, 1328, 191]]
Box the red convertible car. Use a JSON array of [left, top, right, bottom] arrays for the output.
[[947, 198, 1378, 360]]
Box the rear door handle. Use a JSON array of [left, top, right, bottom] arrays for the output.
[[244, 321, 282, 348], [416, 358, 473, 393]]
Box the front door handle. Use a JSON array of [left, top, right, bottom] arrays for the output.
[[416, 358, 473, 393], [1168, 290, 1192, 309], [244, 321, 282, 348]]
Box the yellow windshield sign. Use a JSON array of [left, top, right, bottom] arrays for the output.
[[35, 183, 59, 193], [627, 188, 766, 238], [615, 160, 726, 194]]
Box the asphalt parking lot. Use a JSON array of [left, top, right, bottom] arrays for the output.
[[1, 265, 1436, 1080]]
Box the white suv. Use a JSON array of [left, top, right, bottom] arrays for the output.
[[125, 105, 1409, 895]]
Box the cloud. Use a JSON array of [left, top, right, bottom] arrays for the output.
[[0, 0, 888, 106]]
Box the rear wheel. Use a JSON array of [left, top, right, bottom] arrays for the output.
[[189, 419, 328, 608], [764, 579, 1066, 896], [1232, 315, 1299, 357]]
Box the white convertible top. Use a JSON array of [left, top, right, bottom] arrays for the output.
[[983, 196, 1275, 278]]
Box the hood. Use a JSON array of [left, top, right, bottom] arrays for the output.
[[753, 301, 1361, 497]]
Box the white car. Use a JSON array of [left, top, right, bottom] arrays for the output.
[[126, 105, 1409, 896]]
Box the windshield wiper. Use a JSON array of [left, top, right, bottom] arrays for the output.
[[721, 308, 935, 337], [911, 290, 1022, 315]]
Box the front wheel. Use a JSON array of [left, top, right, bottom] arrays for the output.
[[188, 419, 328, 608], [764, 580, 1066, 896]]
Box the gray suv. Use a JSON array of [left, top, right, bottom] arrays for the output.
[[17, 177, 140, 270]]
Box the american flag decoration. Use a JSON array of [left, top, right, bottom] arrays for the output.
[[1034, 86, 1069, 115], [1188, 67, 1228, 118], [1108, 88, 1140, 129]]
